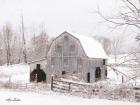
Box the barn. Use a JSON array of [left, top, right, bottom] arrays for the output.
[[28, 31, 108, 83]]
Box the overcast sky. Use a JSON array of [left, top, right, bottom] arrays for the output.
[[0, 0, 138, 50], [0, 0, 122, 37]]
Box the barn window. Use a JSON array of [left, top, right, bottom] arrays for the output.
[[56, 45, 62, 52], [64, 35, 69, 41], [51, 58, 55, 65], [77, 58, 82, 65], [87, 72, 90, 83], [73, 71, 77, 74], [64, 58, 68, 65], [95, 67, 101, 81], [70, 44, 75, 52], [62, 71, 66, 75], [103, 59, 106, 65], [36, 64, 40, 69]]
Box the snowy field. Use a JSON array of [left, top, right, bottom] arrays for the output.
[[0, 55, 139, 104], [0, 89, 139, 105], [0, 64, 30, 84], [107, 54, 140, 85]]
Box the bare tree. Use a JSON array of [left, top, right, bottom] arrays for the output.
[[28, 31, 50, 62], [2, 24, 13, 65], [110, 35, 125, 62], [11, 35, 23, 64], [97, 0, 140, 60], [21, 15, 27, 63], [94, 36, 112, 54], [98, 0, 140, 29], [96, 0, 140, 83], [0, 32, 5, 65]]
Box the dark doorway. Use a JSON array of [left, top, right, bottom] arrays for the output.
[[87, 72, 90, 83], [95, 67, 101, 81], [62, 71, 66, 75], [105, 69, 107, 78], [103, 59, 106, 65], [30, 64, 46, 82]]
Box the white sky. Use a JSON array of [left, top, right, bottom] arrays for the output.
[[0, 0, 138, 51], [0, 0, 121, 38]]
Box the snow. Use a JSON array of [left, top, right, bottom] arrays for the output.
[[0, 64, 30, 84], [107, 54, 140, 85], [107, 70, 118, 81], [0, 57, 139, 104], [108, 54, 139, 65], [66, 31, 108, 59], [0, 89, 139, 105]]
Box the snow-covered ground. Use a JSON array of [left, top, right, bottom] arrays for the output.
[[0, 55, 139, 104], [0, 64, 30, 84], [0, 89, 139, 105], [107, 54, 140, 85]]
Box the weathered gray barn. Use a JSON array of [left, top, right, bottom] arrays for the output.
[[29, 31, 108, 83]]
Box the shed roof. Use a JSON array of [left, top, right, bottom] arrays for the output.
[[64, 31, 108, 59]]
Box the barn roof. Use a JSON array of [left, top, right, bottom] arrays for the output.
[[64, 31, 108, 59]]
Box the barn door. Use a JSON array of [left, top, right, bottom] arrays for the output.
[[30, 64, 46, 82], [87, 72, 90, 83], [95, 67, 101, 81]]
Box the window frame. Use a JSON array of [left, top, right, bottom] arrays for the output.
[[77, 58, 83, 66], [56, 44, 62, 53], [70, 44, 75, 52], [64, 58, 68, 66]]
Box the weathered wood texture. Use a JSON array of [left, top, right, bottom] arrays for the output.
[[51, 76, 140, 102], [29, 32, 107, 83]]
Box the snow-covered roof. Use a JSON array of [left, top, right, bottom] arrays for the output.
[[64, 31, 108, 59], [28, 58, 47, 64]]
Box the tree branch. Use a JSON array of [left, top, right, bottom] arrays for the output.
[[126, 0, 139, 12]]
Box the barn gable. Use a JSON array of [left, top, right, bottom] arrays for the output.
[[47, 31, 107, 59], [47, 32, 87, 58]]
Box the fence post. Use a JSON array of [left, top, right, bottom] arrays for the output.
[[68, 82, 71, 92], [51, 76, 53, 91]]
